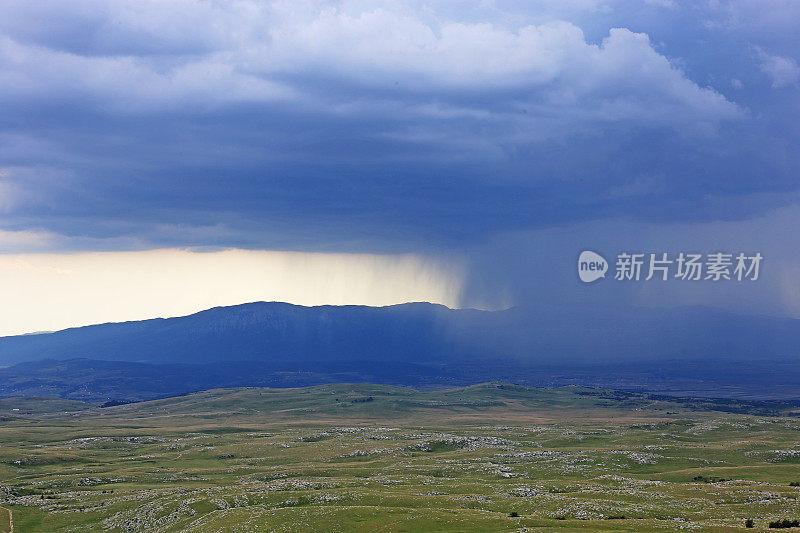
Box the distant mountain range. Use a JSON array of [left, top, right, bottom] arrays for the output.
[[2, 301, 799, 365], [0, 301, 797, 401]]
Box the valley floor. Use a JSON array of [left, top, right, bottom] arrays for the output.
[[0, 384, 799, 531]]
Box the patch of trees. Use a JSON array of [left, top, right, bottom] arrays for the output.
[[692, 475, 731, 483], [350, 396, 374, 403], [769, 519, 800, 528], [100, 399, 135, 407]]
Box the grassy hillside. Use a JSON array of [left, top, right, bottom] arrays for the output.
[[0, 384, 799, 531]]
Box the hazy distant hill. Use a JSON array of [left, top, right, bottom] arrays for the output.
[[1, 356, 799, 402], [0, 302, 798, 401], [0, 301, 798, 367], [0, 302, 460, 365]]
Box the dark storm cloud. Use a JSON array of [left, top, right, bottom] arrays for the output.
[[0, 1, 797, 253]]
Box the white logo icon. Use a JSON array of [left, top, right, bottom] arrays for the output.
[[578, 250, 607, 283]]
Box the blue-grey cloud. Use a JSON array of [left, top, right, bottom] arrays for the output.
[[0, 0, 797, 260]]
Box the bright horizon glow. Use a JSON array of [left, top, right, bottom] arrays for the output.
[[0, 248, 464, 337]]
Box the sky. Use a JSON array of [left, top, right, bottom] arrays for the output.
[[0, 1, 799, 334], [0, 249, 462, 336]]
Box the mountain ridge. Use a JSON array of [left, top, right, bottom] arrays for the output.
[[0, 300, 798, 367]]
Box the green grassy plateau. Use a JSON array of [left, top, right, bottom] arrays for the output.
[[0, 383, 799, 531]]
